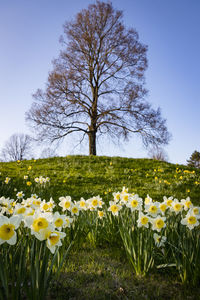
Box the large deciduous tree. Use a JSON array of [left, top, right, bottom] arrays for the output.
[[26, 1, 170, 155]]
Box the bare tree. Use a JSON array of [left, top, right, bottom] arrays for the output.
[[148, 145, 168, 162], [40, 147, 57, 159], [0, 133, 33, 161], [26, 1, 170, 155]]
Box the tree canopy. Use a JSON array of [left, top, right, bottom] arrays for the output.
[[187, 150, 200, 168], [26, 1, 170, 155]]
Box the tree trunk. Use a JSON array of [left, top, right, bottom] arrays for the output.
[[88, 129, 97, 155]]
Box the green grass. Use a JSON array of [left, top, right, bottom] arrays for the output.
[[0, 155, 200, 204], [48, 246, 200, 300]]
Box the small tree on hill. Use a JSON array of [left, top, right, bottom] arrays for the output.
[[0, 133, 33, 161], [26, 1, 170, 155], [148, 146, 168, 162], [187, 150, 200, 168]]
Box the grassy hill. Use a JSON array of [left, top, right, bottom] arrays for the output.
[[1, 155, 200, 299], [0, 155, 200, 204]]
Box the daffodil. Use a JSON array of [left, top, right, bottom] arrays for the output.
[[126, 196, 143, 211], [145, 202, 160, 217], [70, 203, 80, 216], [58, 196, 72, 211], [163, 196, 173, 207], [52, 212, 67, 230], [13, 204, 27, 216], [0, 215, 21, 245], [159, 202, 168, 215], [137, 212, 150, 228], [181, 197, 192, 210], [46, 231, 66, 254], [181, 212, 199, 230], [77, 197, 88, 210], [153, 233, 167, 247], [64, 216, 73, 228], [113, 192, 121, 202], [16, 191, 24, 199], [87, 196, 101, 210], [189, 206, 200, 218], [98, 210, 104, 219], [144, 194, 152, 205], [24, 212, 53, 235], [4, 177, 11, 184], [150, 216, 166, 232], [171, 199, 183, 214], [108, 201, 122, 216], [120, 193, 130, 204]]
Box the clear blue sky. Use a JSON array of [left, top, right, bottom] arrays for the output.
[[0, 0, 200, 164]]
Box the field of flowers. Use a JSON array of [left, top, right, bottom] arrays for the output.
[[0, 156, 200, 299]]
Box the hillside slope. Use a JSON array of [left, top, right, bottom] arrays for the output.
[[0, 155, 200, 204]]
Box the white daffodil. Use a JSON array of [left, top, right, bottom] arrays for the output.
[[40, 200, 52, 212], [4, 177, 11, 184], [64, 216, 73, 228], [181, 197, 193, 211], [87, 196, 101, 210], [189, 206, 200, 219], [31, 198, 42, 209], [113, 192, 121, 203], [153, 233, 167, 247], [24, 212, 53, 235], [145, 202, 160, 217], [163, 196, 173, 208], [121, 186, 128, 194], [159, 202, 168, 215], [108, 201, 122, 216], [98, 210, 104, 219], [77, 198, 88, 210], [171, 199, 183, 215], [150, 216, 166, 232], [137, 212, 150, 228], [181, 212, 199, 230], [13, 203, 27, 217], [16, 191, 24, 199], [46, 231, 66, 254], [126, 196, 143, 211], [0, 197, 13, 215], [120, 192, 130, 204], [70, 203, 80, 216], [144, 194, 153, 205], [52, 211, 67, 230], [58, 196, 72, 212], [0, 215, 21, 245]]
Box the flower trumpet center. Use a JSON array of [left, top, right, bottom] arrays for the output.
[[110, 205, 119, 213], [155, 219, 165, 229], [55, 218, 63, 227], [188, 216, 197, 225], [0, 224, 15, 240], [64, 201, 71, 209], [149, 205, 157, 213], [32, 217, 49, 232], [131, 200, 138, 208], [91, 199, 98, 207], [141, 216, 148, 225], [49, 233, 59, 245]]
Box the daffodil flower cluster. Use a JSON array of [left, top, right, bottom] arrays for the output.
[[34, 176, 50, 185], [0, 193, 105, 253], [0, 195, 71, 253], [109, 187, 200, 246]]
